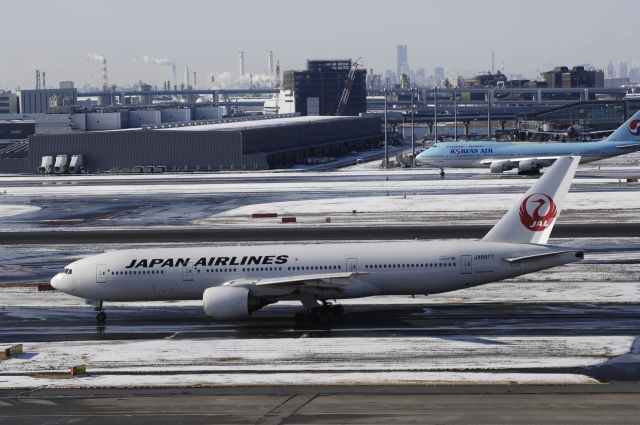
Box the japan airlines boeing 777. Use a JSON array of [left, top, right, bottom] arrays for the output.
[[52, 156, 583, 323], [416, 109, 640, 176]]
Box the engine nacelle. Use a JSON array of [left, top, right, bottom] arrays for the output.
[[518, 159, 541, 174], [490, 160, 514, 173], [202, 286, 263, 319]]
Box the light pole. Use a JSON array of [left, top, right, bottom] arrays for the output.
[[487, 87, 492, 139], [411, 85, 415, 166], [453, 87, 458, 141], [384, 79, 388, 168], [433, 86, 438, 141]]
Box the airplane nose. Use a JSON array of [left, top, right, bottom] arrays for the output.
[[50, 273, 66, 291]]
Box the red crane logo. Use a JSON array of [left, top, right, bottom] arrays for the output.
[[519, 193, 557, 231]]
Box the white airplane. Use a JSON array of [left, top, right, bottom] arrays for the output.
[[52, 156, 583, 323]]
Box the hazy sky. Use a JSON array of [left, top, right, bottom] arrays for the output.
[[1, 0, 639, 89]]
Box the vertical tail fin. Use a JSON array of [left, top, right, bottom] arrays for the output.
[[605, 108, 640, 142], [482, 156, 580, 245]]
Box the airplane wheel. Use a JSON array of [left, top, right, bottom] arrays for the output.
[[440, 170, 445, 178], [96, 311, 107, 322], [314, 311, 330, 325], [294, 311, 307, 324]]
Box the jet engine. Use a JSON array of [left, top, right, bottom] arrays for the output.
[[490, 160, 514, 173], [202, 286, 265, 319], [517, 159, 542, 175]]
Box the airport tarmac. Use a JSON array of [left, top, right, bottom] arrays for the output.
[[2, 385, 640, 424], [0, 160, 638, 231]]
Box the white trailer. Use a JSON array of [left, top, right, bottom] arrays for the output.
[[54, 155, 69, 174], [69, 154, 84, 173], [38, 156, 54, 174]]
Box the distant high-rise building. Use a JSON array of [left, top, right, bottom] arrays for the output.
[[238, 51, 245, 76], [619, 62, 629, 79], [397, 44, 408, 78], [416, 68, 426, 87], [59, 81, 74, 89], [607, 61, 616, 79], [385, 70, 395, 83], [434, 67, 445, 84], [630, 67, 640, 84], [541, 66, 604, 88]]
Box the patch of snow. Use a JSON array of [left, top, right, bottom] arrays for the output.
[[0, 205, 40, 218]]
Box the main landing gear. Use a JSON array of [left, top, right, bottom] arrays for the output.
[[439, 168, 445, 178], [294, 301, 344, 325], [95, 300, 107, 322]]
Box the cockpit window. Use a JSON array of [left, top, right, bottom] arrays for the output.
[[63, 268, 72, 275]]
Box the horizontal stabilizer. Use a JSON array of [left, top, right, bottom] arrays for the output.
[[503, 250, 580, 263]]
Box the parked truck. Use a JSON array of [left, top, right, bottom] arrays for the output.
[[38, 156, 54, 174], [69, 154, 84, 173], [54, 154, 69, 174]]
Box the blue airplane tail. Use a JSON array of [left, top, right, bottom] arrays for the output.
[[605, 109, 640, 143]]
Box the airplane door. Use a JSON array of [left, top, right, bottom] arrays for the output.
[[346, 258, 358, 272], [460, 255, 472, 274], [96, 264, 107, 283], [182, 266, 194, 281]]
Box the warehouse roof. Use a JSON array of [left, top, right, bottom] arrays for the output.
[[155, 115, 356, 132]]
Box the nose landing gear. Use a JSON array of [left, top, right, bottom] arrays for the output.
[[440, 168, 446, 178], [95, 300, 106, 322]]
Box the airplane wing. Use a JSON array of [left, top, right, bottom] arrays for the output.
[[222, 272, 368, 289], [480, 156, 560, 165]]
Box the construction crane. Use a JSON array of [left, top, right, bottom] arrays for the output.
[[335, 57, 361, 116]]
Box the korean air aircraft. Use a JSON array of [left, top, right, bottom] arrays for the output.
[[416, 109, 640, 176], [52, 157, 583, 323]]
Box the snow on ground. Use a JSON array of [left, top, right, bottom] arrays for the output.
[[1, 336, 629, 388], [197, 190, 640, 226], [0, 372, 597, 388], [0, 205, 40, 218]]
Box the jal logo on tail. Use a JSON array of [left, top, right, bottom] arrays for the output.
[[519, 193, 557, 231], [629, 119, 640, 136]]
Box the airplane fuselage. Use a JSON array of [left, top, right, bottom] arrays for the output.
[[418, 140, 634, 169], [52, 240, 581, 303]]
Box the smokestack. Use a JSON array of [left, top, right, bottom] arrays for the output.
[[267, 50, 274, 75], [193, 71, 197, 88], [102, 58, 108, 91], [184, 66, 190, 89], [35, 70, 40, 90], [172, 63, 177, 86], [238, 51, 245, 76], [42, 71, 46, 89]]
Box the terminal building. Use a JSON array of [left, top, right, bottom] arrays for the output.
[[0, 114, 383, 174]]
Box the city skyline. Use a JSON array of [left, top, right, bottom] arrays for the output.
[[1, 0, 640, 90]]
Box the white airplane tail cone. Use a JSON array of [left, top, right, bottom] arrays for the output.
[[482, 156, 580, 245]]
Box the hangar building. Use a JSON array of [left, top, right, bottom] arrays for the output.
[[0, 115, 382, 173]]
